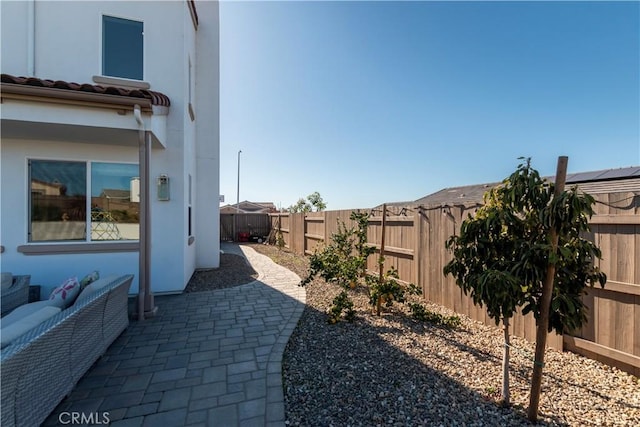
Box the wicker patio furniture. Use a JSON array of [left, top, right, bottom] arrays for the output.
[[0, 274, 133, 427], [1, 274, 31, 317]]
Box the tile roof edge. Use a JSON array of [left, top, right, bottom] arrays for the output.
[[1, 74, 170, 108]]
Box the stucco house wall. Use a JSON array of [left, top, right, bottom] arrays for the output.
[[1, 1, 220, 295]]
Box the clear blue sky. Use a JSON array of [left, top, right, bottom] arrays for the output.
[[219, 0, 640, 211]]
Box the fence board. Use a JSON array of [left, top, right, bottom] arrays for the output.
[[304, 212, 324, 254], [281, 214, 291, 248]]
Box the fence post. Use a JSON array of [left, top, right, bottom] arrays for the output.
[[232, 214, 236, 242], [414, 206, 422, 288], [323, 210, 327, 245], [303, 213, 307, 255], [379, 204, 387, 282]]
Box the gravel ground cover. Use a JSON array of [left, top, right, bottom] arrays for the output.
[[185, 252, 258, 292], [246, 243, 640, 427]]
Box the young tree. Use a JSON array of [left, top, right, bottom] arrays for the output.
[[307, 191, 327, 211], [444, 158, 605, 415]]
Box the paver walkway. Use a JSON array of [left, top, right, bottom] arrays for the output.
[[44, 244, 305, 427]]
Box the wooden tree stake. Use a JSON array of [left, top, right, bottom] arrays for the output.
[[502, 317, 510, 405], [528, 156, 568, 422], [376, 204, 387, 315]]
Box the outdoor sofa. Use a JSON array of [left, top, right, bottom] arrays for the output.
[[0, 274, 133, 427], [1, 274, 31, 317]]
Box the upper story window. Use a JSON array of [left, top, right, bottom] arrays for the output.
[[102, 15, 144, 80]]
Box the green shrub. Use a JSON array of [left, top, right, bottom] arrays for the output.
[[328, 291, 355, 324], [408, 303, 461, 328]]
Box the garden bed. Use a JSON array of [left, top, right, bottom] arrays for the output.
[[248, 243, 639, 426]]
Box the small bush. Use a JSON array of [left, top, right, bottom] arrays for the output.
[[367, 266, 421, 315], [328, 291, 355, 324], [408, 303, 461, 328], [300, 212, 373, 322]]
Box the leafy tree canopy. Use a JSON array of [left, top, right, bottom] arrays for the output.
[[288, 192, 326, 213], [288, 198, 312, 213], [307, 191, 327, 211], [444, 158, 606, 334]]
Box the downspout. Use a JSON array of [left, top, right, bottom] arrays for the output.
[[134, 105, 147, 321], [27, 0, 35, 75], [143, 130, 155, 317]]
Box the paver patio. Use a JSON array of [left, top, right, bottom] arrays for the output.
[[43, 244, 305, 427]]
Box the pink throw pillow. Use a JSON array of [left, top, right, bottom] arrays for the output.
[[49, 277, 81, 308]]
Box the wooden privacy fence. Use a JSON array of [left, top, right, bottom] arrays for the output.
[[269, 191, 640, 376], [567, 192, 640, 376], [220, 213, 271, 241]]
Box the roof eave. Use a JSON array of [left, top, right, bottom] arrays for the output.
[[1, 83, 153, 112]]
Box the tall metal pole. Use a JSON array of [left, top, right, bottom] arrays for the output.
[[237, 150, 242, 211], [234, 150, 241, 241]]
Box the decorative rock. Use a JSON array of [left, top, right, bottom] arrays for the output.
[[250, 245, 640, 426]]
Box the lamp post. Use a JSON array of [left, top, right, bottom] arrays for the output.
[[237, 150, 242, 212], [234, 150, 241, 241]]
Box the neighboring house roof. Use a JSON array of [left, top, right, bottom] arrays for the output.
[[220, 201, 277, 214], [243, 201, 277, 212], [30, 178, 66, 195], [414, 182, 499, 207], [1, 74, 170, 107], [406, 166, 640, 208], [100, 189, 131, 200], [565, 166, 640, 183], [378, 200, 415, 208]]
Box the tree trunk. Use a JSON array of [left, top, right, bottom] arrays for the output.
[[502, 317, 510, 406]]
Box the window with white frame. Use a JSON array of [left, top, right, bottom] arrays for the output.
[[102, 15, 144, 80], [29, 160, 140, 242]]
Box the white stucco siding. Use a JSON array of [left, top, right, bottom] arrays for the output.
[[33, 1, 102, 82], [25, 2, 177, 87], [0, 0, 30, 75], [2, 100, 149, 132], [182, 5, 198, 281], [0, 138, 141, 293], [2, 1, 186, 98], [194, 0, 221, 269], [1, 1, 220, 294], [149, 140, 188, 292], [34, 1, 193, 293]]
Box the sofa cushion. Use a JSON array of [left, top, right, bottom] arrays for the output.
[[1, 272, 13, 291], [0, 300, 58, 328], [79, 270, 100, 289], [49, 277, 81, 309], [75, 275, 119, 304], [0, 306, 61, 348]]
